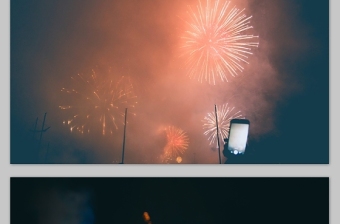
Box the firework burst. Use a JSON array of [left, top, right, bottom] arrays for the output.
[[180, 0, 259, 84], [161, 126, 189, 162], [59, 68, 137, 135], [203, 103, 243, 146]]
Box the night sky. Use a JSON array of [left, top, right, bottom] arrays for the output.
[[11, 177, 329, 224], [10, 0, 329, 164]]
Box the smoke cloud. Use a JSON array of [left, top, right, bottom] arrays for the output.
[[11, 0, 324, 163], [35, 189, 94, 224]]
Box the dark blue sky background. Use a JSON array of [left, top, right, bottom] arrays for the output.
[[10, 0, 329, 164]]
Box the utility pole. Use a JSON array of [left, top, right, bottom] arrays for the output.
[[31, 113, 50, 161], [120, 108, 127, 164], [215, 105, 222, 164], [38, 112, 50, 152], [31, 113, 50, 160]]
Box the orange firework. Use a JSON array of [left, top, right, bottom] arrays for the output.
[[59, 67, 137, 135], [163, 126, 189, 160], [176, 156, 183, 163]]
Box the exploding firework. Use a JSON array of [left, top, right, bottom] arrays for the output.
[[59, 68, 137, 135], [161, 126, 189, 162], [180, 0, 259, 84], [203, 103, 243, 146], [176, 156, 183, 163]]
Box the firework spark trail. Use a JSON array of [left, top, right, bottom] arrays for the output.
[[59, 68, 137, 135], [161, 126, 189, 163], [180, 0, 259, 85], [203, 103, 243, 146]]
